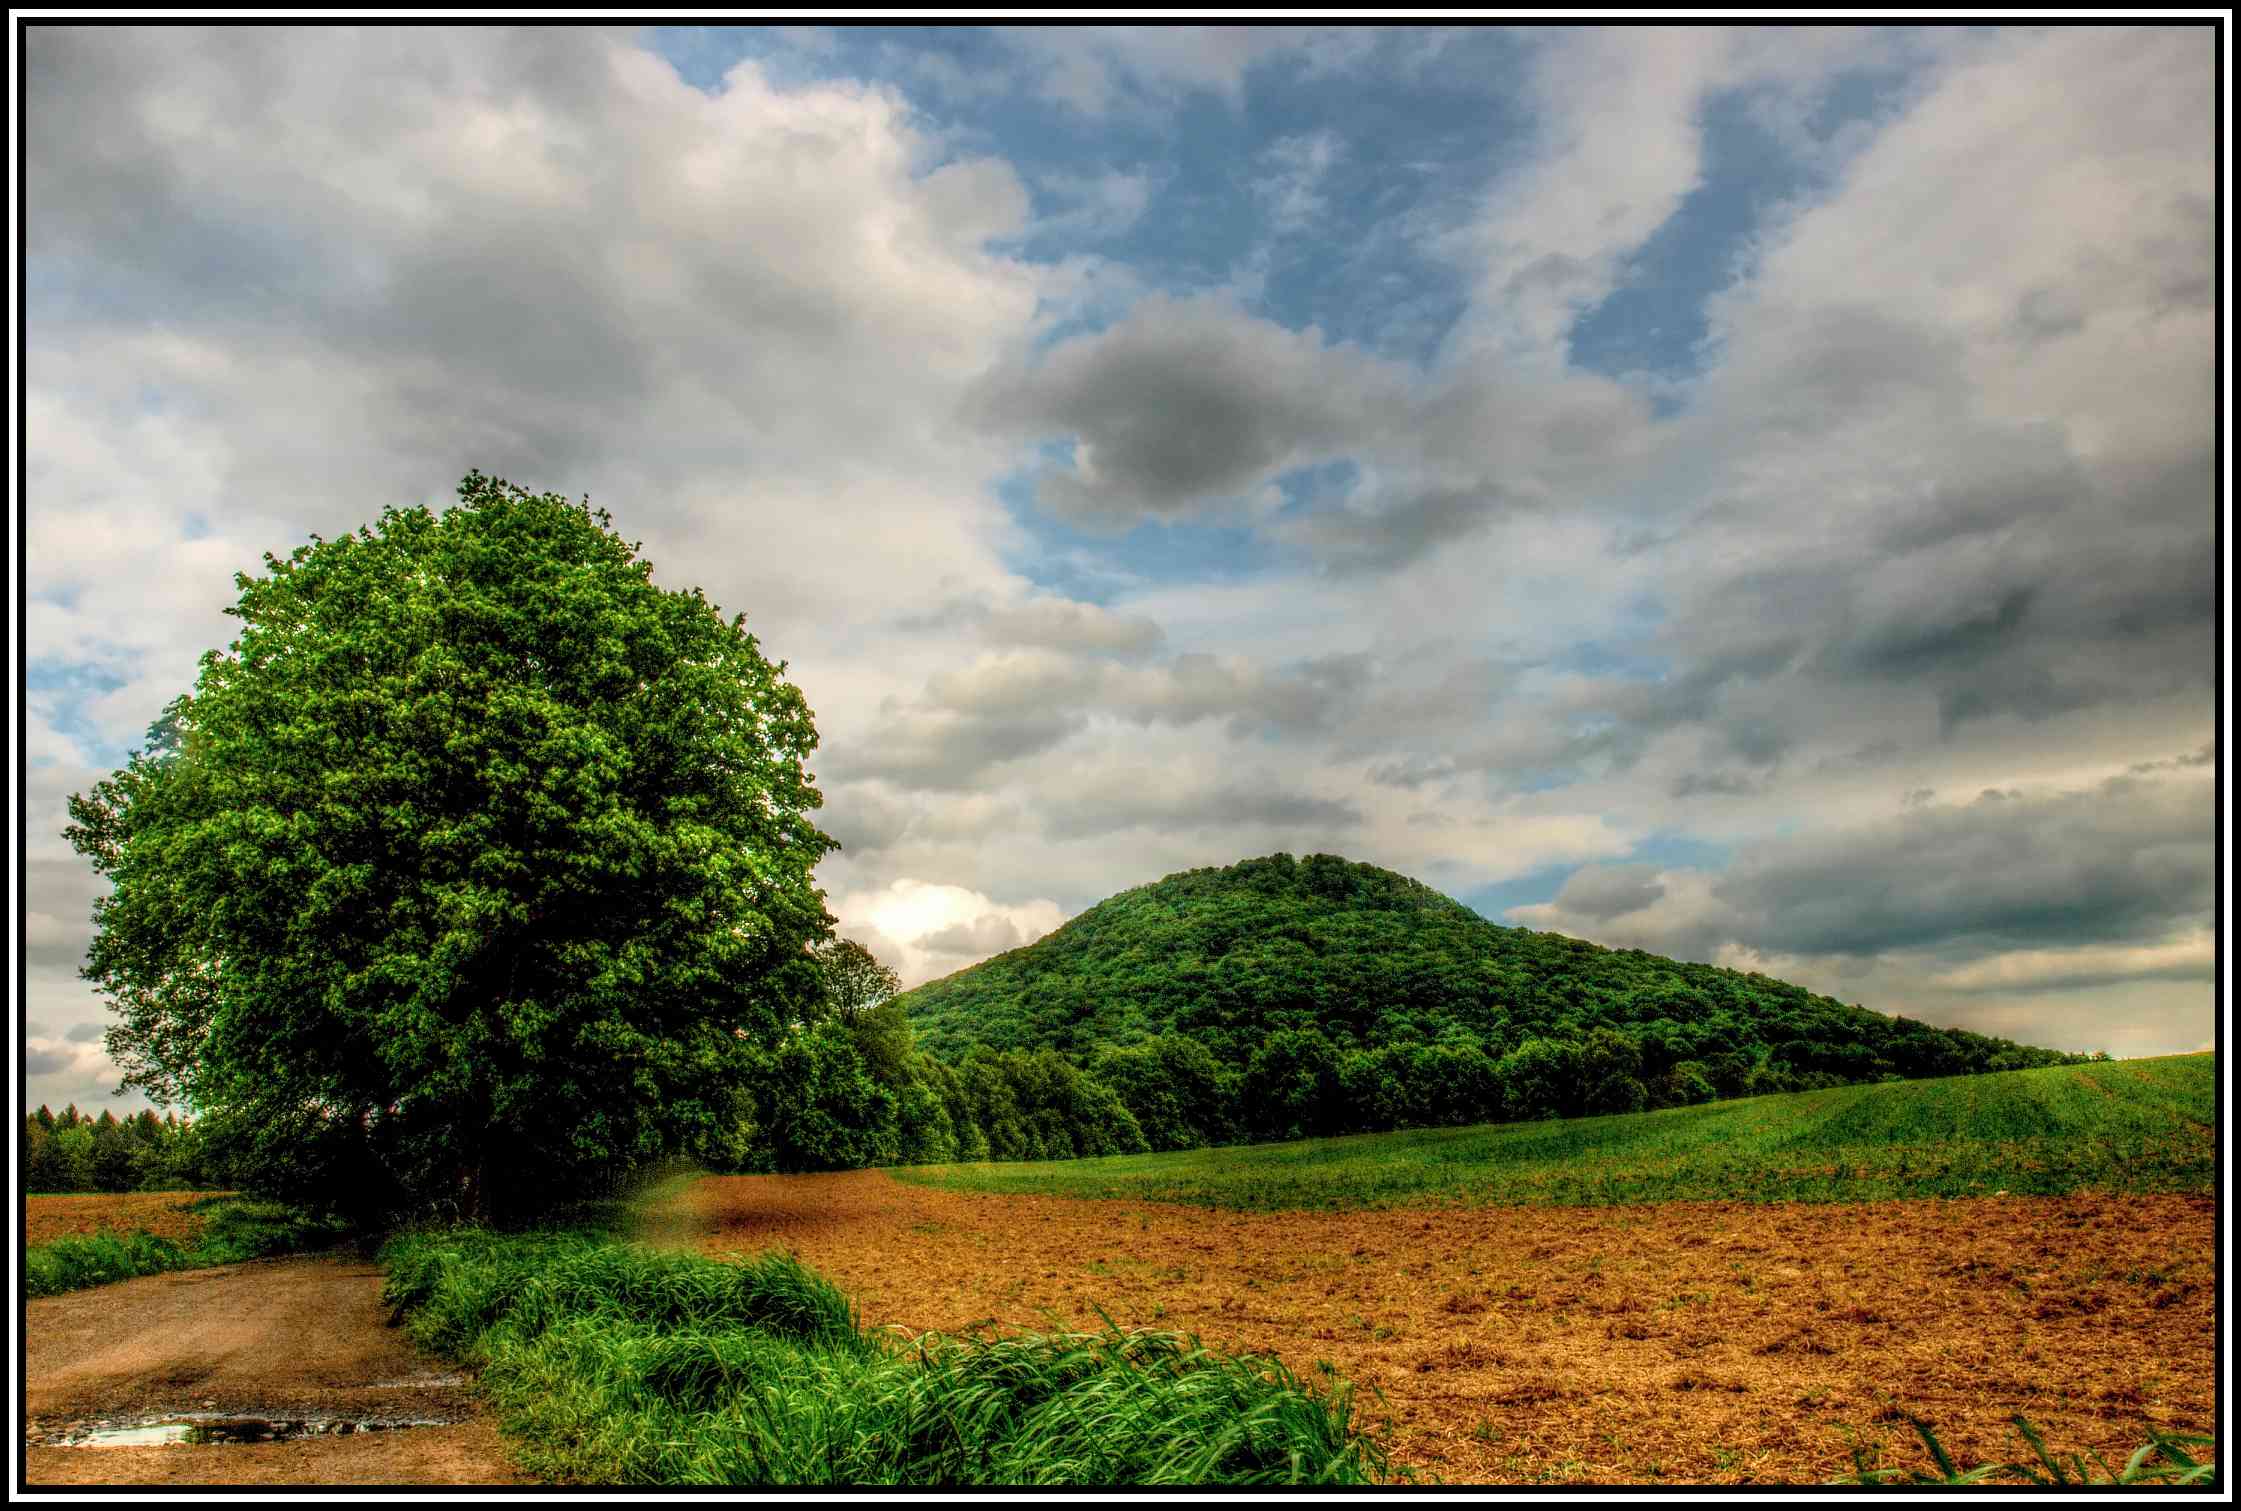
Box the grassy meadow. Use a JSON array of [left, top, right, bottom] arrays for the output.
[[891, 1054, 2214, 1212]]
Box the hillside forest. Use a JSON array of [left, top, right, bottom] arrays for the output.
[[730, 853, 2095, 1173]]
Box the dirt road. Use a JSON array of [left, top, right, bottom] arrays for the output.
[[22, 1254, 526, 1487]]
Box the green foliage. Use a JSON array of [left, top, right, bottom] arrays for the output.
[[24, 1122, 95, 1193], [380, 1229, 1388, 1486], [24, 1230, 192, 1297], [1657, 1060, 1718, 1108], [1241, 1028, 1342, 1142], [1836, 1414, 2217, 1487], [23, 1197, 352, 1297], [191, 1197, 356, 1263], [897, 856, 2089, 1128], [940, 1049, 1152, 1163], [897, 1054, 2214, 1212], [678, 1002, 1152, 1175], [384, 1230, 864, 1358], [23, 1104, 224, 1194], [1089, 1036, 1237, 1152], [64, 473, 836, 1221], [751, 1022, 901, 1174], [849, 994, 917, 1080], [814, 938, 903, 1020], [1493, 1036, 1586, 1121]]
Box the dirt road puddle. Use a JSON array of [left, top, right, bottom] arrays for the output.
[[43, 1413, 458, 1448]]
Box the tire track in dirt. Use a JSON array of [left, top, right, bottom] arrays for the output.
[[661, 1173, 2216, 1487], [22, 1254, 526, 1487]]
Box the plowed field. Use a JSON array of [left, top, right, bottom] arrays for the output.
[[661, 1173, 2215, 1486], [25, 1191, 232, 1248]]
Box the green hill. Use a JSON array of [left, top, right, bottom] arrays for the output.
[[898, 852, 2084, 1095]]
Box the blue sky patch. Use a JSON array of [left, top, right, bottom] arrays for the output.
[[1567, 66, 1918, 391]]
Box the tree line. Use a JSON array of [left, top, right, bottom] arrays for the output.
[[22, 1104, 225, 1193], [710, 939, 2104, 1174]]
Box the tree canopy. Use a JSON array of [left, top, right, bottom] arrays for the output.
[[65, 473, 837, 1219]]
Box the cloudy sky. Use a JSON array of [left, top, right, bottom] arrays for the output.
[[22, 23, 2222, 1110]]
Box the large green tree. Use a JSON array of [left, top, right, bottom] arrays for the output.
[[66, 473, 838, 1219]]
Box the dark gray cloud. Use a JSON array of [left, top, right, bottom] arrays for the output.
[[2130, 744, 2215, 775], [1275, 487, 1501, 576], [1328, 657, 1528, 760], [1711, 772, 2211, 959], [1462, 426, 2215, 793], [64, 1021, 105, 1044], [980, 600, 1165, 659], [1043, 783, 1362, 842], [970, 296, 1388, 525], [1517, 769, 2213, 1030], [1668, 769, 1762, 799], [834, 706, 1088, 792], [918, 913, 1027, 956], [817, 785, 917, 858], [894, 597, 1166, 659], [836, 644, 1381, 793], [970, 291, 1647, 570], [27, 1049, 74, 1077], [25, 857, 103, 972], [1547, 862, 1666, 922]]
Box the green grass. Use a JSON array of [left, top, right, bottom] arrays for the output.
[[891, 1054, 2214, 1212], [24, 1198, 355, 1298], [380, 1228, 1391, 1487]]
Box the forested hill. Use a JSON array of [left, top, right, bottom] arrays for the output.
[[898, 853, 2085, 1090]]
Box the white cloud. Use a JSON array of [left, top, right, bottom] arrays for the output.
[[1257, 130, 1343, 234], [829, 878, 1068, 988], [998, 25, 1348, 118]]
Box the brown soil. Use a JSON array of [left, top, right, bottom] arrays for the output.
[[21, 1255, 527, 1487], [665, 1173, 2217, 1487], [25, 1191, 234, 1248]]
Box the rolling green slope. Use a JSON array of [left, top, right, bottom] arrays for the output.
[[891, 1054, 2214, 1212], [897, 853, 2084, 1088]]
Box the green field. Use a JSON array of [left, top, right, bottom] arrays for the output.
[[892, 1053, 2215, 1212]]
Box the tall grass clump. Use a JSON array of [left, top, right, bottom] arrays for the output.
[[380, 1230, 1387, 1487], [24, 1197, 355, 1297], [24, 1230, 194, 1297]]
